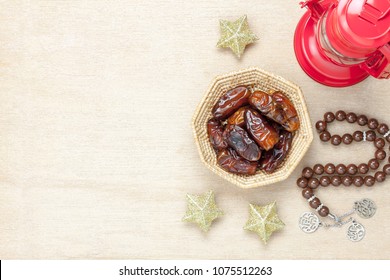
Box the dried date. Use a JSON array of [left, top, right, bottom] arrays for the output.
[[227, 106, 248, 127], [208, 85, 298, 176], [223, 124, 261, 161], [207, 118, 228, 151], [217, 148, 257, 175], [260, 130, 293, 173], [272, 91, 300, 132], [249, 90, 286, 125], [245, 108, 279, 151], [269, 119, 284, 133], [249, 90, 300, 132], [212, 86, 251, 120]]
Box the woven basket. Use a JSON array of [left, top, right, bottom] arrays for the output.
[[192, 67, 313, 188]]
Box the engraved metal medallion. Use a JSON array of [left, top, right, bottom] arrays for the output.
[[354, 198, 376, 219], [299, 212, 320, 233], [346, 221, 365, 242]]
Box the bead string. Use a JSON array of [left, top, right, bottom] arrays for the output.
[[297, 111, 390, 218]]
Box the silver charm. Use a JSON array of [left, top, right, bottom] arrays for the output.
[[354, 198, 376, 219], [346, 221, 365, 242], [299, 212, 320, 233]]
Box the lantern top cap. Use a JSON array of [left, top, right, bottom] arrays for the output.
[[337, 0, 390, 49]]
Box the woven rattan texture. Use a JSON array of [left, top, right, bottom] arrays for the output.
[[193, 67, 313, 188]]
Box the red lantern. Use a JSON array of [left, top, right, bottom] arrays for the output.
[[294, 0, 390, 87]]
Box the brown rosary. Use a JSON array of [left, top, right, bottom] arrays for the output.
[[297, 110, 390, 242]]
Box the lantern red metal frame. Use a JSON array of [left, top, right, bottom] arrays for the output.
[[294, 0, 390, 87]]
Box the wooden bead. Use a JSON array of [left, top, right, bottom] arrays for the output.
[[375, 149, 386, 160], [357, 115, 368, 126], [324, 112, 335, 123], [331, 135, 342, 145], [308, 178, 320, 189], [358, 163, 369, 174], [375, 171, 386, 182], [347, 164, 358, 175], [364, 175, 375, 186], [302, 167, 314, 178], [313, 164, 324, 175], [366, 130, 376, 141], [320, 176, 331, 187], [353, 131, 363, 142], [368, 118, 379, 129], [324, 163, 335, 174], [346, 112, 357, 123], [299, 115, 390, 218], [331, 175, 341, 186], [383, 164, 390, 175], [342, 133, 353, 144], [297, 177, 308, 188], [320, 131, 331, 142], [368, 158, 380, 170], [335, 110, 346, 121], [375, 138, 385, 149], [353, 176, 364, 187], [302, 188, 314, 199], [336, 164, 347, 175], [315, 121, 327, 132], [318, 206, 329, 217], [378, 123, 389, 135], [309, 197, 321, 209], [342, 176, 353, 186]]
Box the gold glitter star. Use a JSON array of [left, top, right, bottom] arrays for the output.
[[217, 15, 258, 58], [183, 190, 223, 232], [244, 201, 285, 244]]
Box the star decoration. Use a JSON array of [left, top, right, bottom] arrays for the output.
[[217, 15, 258, 58], [244, 201, 285, 244], [182, 190, 223, 232]]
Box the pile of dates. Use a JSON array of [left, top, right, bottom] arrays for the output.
[[207, 85, 300, 175]]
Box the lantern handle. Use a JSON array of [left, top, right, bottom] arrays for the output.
[[362, 44, 390, 79], [300, 0, 335, 21], [360, 0, 390, 24]]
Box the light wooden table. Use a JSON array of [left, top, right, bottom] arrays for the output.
[[0, 0, 389, 259]]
